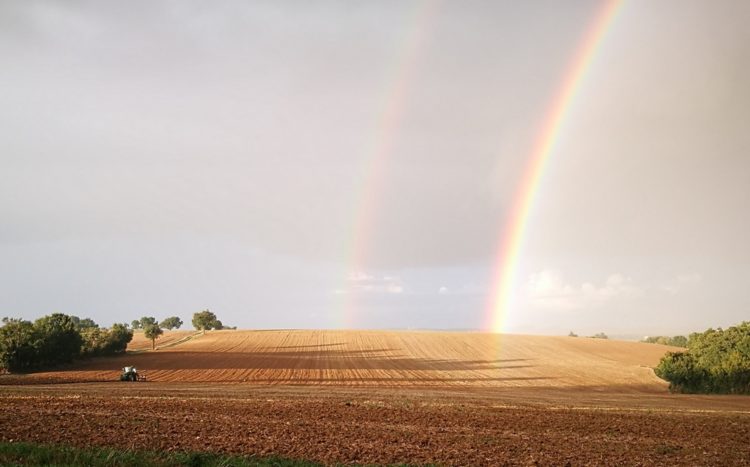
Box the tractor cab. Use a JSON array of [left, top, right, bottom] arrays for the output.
[[120, 366, 144, 381]]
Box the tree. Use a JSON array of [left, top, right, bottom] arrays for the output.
[[70, 316, 98, 330], [0, 318, 39, 372], [104, 323, 133, 354], [80, 327, 107, 356], [143, 323, 163, 350], [160, 316, 183, 330], [192, 310, 223, 331], [131, 320, 142, 330], [1, 314, 134, 372], [139, 316, 157, 328], [568, 331, 578, 337], [655, 321, 750, 394], [642, 335, 689, 347], [33, 313, 83, 367], [80, 323, 133, 356], [670, 335, 688, 347], [591, 332, 608, 339]]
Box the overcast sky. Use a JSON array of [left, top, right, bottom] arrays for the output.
[[1, 0, 748, 336]]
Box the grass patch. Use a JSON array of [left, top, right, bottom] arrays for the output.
[[0, 441, 320, 466]]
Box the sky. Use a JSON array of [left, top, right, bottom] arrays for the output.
[[1, 0, 748, 336]]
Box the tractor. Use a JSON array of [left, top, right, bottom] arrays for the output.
[[120, 366, 145, 382]]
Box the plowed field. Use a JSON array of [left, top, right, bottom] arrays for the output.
[[2, 331, 749, 465], [1, 330, 678, 389]]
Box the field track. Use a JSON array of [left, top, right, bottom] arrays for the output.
[[2, 330, 679, 390]]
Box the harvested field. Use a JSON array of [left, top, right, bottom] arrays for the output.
[[1, 330, 680, 389], [2, 330, 748, 465]]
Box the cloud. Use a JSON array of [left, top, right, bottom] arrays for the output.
[[525, 270, 642, 311], [334, 272, 405, 295], [661, 272, 702, 295]]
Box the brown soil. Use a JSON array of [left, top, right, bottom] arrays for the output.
[[1, 331, 748, 465], [0, 384, 748, 466], [0, 330, 682, 389]]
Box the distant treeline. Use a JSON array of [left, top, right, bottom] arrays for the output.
[[642, 335, 688, 347], [0, 314, 132, 373], [655, 321, 750, 394]]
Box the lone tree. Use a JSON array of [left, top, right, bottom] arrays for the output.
[[139, 316, 157, 328], [160, 316, 183, 330], [192, 310, 223, 331], [131, 319, 142, 330], [143, 323, 163, 350]]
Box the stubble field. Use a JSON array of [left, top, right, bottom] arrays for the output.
[[1, 330, 749, 465]]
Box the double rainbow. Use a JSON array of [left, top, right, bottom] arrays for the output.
[[338, 0, 439, 328], [485, 0, 624, 333]]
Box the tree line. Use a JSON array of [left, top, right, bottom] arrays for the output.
[[641, 335, 688, 347], [1, 310, 231, 372], [130, 310, 231, 349], [0, 314, 132, 373], [655, 321, 750, 394]]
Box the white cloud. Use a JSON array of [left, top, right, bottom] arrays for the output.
[[525, 270, 642, 311], [334, 272, 405, 295], [661, 272, 702, 295], [438, 286, 449, 294]]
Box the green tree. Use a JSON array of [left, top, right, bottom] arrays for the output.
[[143, 323, 163, 350], [192, 310, 223, 331], [33, 313, 83, 367], [80, 327, 107, 356], [0, 318, 39, 372], [139, 316, 157, 328], [670, 335, 688, 347], [655, 321, 750, 394], [131, 320, 142, 330], [70, 316, 98, 330], [79, 323, 133, 356], [103, 323, 133, 354], [159, 316, 183, 330]]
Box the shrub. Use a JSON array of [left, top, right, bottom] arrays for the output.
[[655, 321, 750, 394]]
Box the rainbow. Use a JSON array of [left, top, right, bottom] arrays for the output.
[[337, 0, 439, 328], [485, 0, 624, 333]]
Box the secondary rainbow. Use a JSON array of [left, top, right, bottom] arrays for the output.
[[485, 0, 624, 333], [336, 0, 438, 328]]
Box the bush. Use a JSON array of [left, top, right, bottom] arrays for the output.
[[655, 321, 750, 394]]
